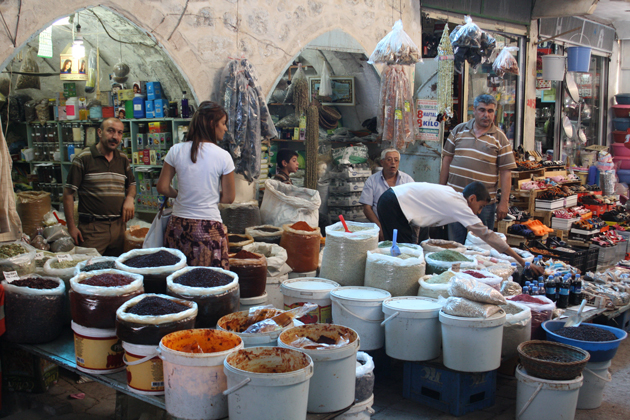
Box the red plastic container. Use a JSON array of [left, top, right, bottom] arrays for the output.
[[613, 156, 630, 169], [613, 131, 630, 144], [612, 143, 630, 156], [612, 105, 630, 118], [102, 106, 115, 118]]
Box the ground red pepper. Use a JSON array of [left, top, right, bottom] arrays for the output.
[[463, 270, 488, 279], [231, 250, 260, 260], [80, 273, 135, 287], [290, 221, 315, 232], [509, 294, 547, 304]]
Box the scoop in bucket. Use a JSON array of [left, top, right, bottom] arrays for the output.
[[391, 229, 401, 257]]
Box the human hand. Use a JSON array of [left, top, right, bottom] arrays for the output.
[[530, 264, 544, 277], [69, 225, 83, 245], [122, 197, 135, 223], [497, 201, 509, 221]]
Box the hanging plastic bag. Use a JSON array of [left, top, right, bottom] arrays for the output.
[[492, 46, 519, 78], [368, 20, 421, 65], [16, 47, 40, 90], [378, 65, 415, 149], [85, 48, 97, 93], [319, 62, 333, 97]]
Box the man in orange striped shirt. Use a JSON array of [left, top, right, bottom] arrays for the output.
[[439, 94, 516, 244]]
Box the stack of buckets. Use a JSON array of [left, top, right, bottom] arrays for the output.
[[612, 93, 630, 183]]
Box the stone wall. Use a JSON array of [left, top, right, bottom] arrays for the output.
[[0, 0, 422, 102]]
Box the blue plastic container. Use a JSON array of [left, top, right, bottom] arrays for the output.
[[567, 46, 591, 72], [616, 93, 630, 105], [613, 118, 630, 131], [542, 320, 627, 362], [618, 169, 630, 185], [132, 95, 145, 119]]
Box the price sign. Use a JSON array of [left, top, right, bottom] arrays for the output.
[[3, 271, 19, 281], [35, 252, 45, 260], [57, 254, 72, 262]]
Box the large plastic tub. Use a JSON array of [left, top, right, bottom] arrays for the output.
[[542, 320, 627, 363], [615, 93, 630, 105]]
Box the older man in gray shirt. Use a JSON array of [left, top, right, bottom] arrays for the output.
[[360, 148, 414, 240]]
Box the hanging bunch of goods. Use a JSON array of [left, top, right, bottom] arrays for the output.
[[492, 46, 520, 78], [378, 65, 415, 150], [220, 58, 278, 182], [450, 16, 496, 74], [305, 101, 320, 189], [291, 64, 309, 118], [437, 26, 454, 120], [370, 20, 420, 151]]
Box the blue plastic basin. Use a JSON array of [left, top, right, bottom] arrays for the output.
[[616, 94, 630, 105], [542, 320, 627, 362], [613, 118, 630, 131]]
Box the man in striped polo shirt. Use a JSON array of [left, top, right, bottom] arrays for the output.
[[439, 94, 516, 244], [63, 118, 136, 255]]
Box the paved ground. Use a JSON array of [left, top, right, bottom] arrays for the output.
[[0, 337, 628, 419]]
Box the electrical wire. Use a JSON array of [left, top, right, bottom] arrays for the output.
[[87, 9, 157, 47]]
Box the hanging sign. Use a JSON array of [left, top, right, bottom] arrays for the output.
[[60, 53, 87, 81], [416, 99, 440, 141]]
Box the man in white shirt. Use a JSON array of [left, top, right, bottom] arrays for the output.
[[377, 181, 540, 272], [360, 149, 414, 240]]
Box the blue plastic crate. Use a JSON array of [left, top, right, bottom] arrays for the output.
[[403, 361, 496, 416]]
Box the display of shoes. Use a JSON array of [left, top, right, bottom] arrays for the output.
[[508, 223, 535, 238]]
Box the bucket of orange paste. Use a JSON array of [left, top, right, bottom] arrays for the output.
[[158, 329, 243, 420]]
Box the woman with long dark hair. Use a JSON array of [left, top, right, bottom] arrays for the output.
[[157, 101, 235, 267]]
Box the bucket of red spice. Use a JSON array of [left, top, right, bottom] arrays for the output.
[[69, 269, 144, 329], [228, 250, 267, 298], [116, 248, 187, 294], [2, 275, 65, 344], [280, 222, 321, 273], [167, 267, 240, 328], [115, 294, 198, 346], [507, 294, 555, 340]]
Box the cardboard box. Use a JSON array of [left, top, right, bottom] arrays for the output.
[[142, 150, 150, 165], [117, 89, 135, 102], [154, 99, 168, 118], [145, 100, 154, 113], [102, 106, 115, 118], [159, 132, 173, 148], [1, 346, 59, 393], [146, 82, 162, 100], [132, 152, 139, 165], [150, 150, 157, 165], [149, 122, 169, 133], [145, 110, 155, 119], [136, 133, 148, 149]]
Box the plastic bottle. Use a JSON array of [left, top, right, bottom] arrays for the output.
[[66, 97, 78, 120], [181, 91, 189, 118], [521, 262, 533, 286], [538, 277, 545, 295], [522, 286, 529, 296], [511, 262, 521, 285], [532, 286, 539, 295], [545, 275, 556, 301], [557, 275, 571, 309], [569, 274, 582, 306]]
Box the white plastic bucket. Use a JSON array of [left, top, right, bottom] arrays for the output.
[[288, 270, 318, 279], [279, 324, 360, 413], [71, 321, 124, 374], [542, 55, 566, 81], [122, 342, 163, 395], [282, 278, 340, 324], [240, 292, 268, 312], [158, 329, 244, 420], [439, 310, 506, 372], [336, 394, 375, 419], [267, 274, 289, 309], [330, 286, 391, 351], [516, 365, 582, 420], [382, 297, 442, 361], [223, 346, 314, 420], [577, 360, 612, 410], [217, 309, 295, 347]]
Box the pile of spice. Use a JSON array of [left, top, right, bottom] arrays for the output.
[[426, 241, 459, 249], [174, 269, 234, 288], [81, 260, 117, 272], [11, 277, 59, 289], [289, 221, 315, 232], [80, 273, 135, 287], [129, 227, 149, 238], [258, 227, 281, 233], [555, 325, 617, 342], [124, 250, 180, 268], [510, 294, 547, 304], [429, 250, 471, 262], [0, 244, 27, 259], [425, 271, 455, 284], [126, 296, 189, 316], [231, 250, 260, 260], [50, 259, 84, 269], [463, 270, 489, 279]]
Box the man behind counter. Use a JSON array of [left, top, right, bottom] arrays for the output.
[[377, 181, 542, 275], [63, 118, 136, 256]]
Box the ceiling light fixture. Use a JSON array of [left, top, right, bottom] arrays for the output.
[[72, 14, 85, 59]]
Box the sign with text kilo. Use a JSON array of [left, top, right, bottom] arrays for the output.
[[417, 99, 439, 141]]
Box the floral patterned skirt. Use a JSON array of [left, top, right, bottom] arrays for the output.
[[164, 215, 229, 269]]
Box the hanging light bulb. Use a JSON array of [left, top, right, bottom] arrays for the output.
[[72, 24, 85, 59]]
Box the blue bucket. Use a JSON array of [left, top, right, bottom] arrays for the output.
[[567, 46, 591, 72]]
